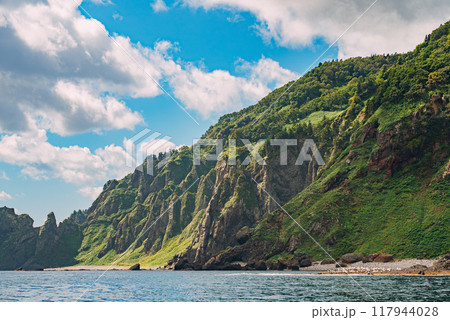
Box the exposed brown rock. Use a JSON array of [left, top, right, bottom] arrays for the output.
[[128, 263, 140, 271], [373, 253, 394, 263], [336, 263, 347, 268], [235, 228, 251, 245], [341, 253, 364, 264]]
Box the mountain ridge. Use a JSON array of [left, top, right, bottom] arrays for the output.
[[0, 21, 449, 270]]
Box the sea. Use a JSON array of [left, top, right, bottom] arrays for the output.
[[0, 271, 448, 302]]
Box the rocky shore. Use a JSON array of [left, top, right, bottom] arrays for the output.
[[41, 264, 161, 271], [35, 254, 450, 276]]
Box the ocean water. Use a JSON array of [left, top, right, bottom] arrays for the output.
[[0, 271, 448, 302]]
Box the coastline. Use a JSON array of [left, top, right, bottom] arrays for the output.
[[42, 266, 161, 271], [33, 258, 449, 276]]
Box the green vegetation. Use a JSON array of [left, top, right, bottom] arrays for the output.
[[1, 22, 449, 269], [77, 21, 450, 265]]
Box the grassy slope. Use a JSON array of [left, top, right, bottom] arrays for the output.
[[75, 22, 450, 266], [246, 22, 450, 261]]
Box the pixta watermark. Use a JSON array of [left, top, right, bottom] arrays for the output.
[[193, 138, 325, 166], [126, 129, 325, 175], [125, 129, 175, 175]]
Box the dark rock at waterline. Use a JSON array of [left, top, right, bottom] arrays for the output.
[[429, 259, 450, 272], [320, 259, 335, 265], [246, 261, 267, 270], [336, 263, 347, 268], [266, 260, 287, 270], [265, 262, 275, 270], [128, 263, 140, 271], [221, 263, 242, 270], [298, 257, 312, 267], [254, 261, 267, 270], [401, 264, 428, 274], [341, 253, 364, 264]]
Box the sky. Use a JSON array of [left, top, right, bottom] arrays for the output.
[[0, 0, 449, 225]]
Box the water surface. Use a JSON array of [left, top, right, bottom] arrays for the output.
[[0, 271, 448, 302]]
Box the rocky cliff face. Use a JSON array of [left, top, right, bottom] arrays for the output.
[[77, 21, 449, 268], [0, 208, 85, 270], [0, 207, 38, 270], [179, 100, 449, 270], [77, 141, 321, 266], [2, 22, 449, 269]]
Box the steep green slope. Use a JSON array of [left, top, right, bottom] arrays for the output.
[[3, 22, 448, 270], [191, 22, 450, 268], [74, 22, 449, 268]]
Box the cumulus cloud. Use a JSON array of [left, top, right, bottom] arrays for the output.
[[139, 139, 177, 155], [184, 0, 450, 59], [49, 81, 143, 135], [0, 0, 299, 200], [0, 0, 158, 135], [168, 57, 297, 117], [0, 191, 12, 201], [78, 186, 103, 200], [0, 0, 297, 133], [151, 0, 169, 13], [0, 128, 133, 190]]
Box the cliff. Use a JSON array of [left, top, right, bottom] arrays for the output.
[[0, 208, 85, 270], [1, 21, 449, 270]]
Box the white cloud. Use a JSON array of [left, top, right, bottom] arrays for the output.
[[168, 57, 297, 117], [49, 81, 143, 135], [0, 128, 187, 199], [0, 0, 157, 135], [89, 0, 113, 5], [151, 0, 169, 13], [183, 0, 450, 59], [7, 1, 78, 56], [0, 14, 7, 27], [0, 191, 12, 201], [0, 0, 300, 133], [140, 138, 177, 155], [0, 128, 133, 187], [78, 186, 103, 200], [227, 13, 244, 24], [0, 0, 301, 201]]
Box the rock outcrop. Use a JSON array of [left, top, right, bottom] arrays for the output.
[[341, 253, 364, 264], [0, 207, 84, 270], [373, 254, 394, 263], [2, 22, 450, 270]]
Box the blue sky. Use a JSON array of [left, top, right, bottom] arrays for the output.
[[0, 0, 448, 225]]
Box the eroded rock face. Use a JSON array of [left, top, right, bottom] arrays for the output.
[[341, 253, 364, 264], [171, 151, 320, 267], [128, 263, 140, 270], [0, 207, 84, 270], [373, 253, 394, 263], [0, 207, 37, 270], [369, 98, 449, 177]]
